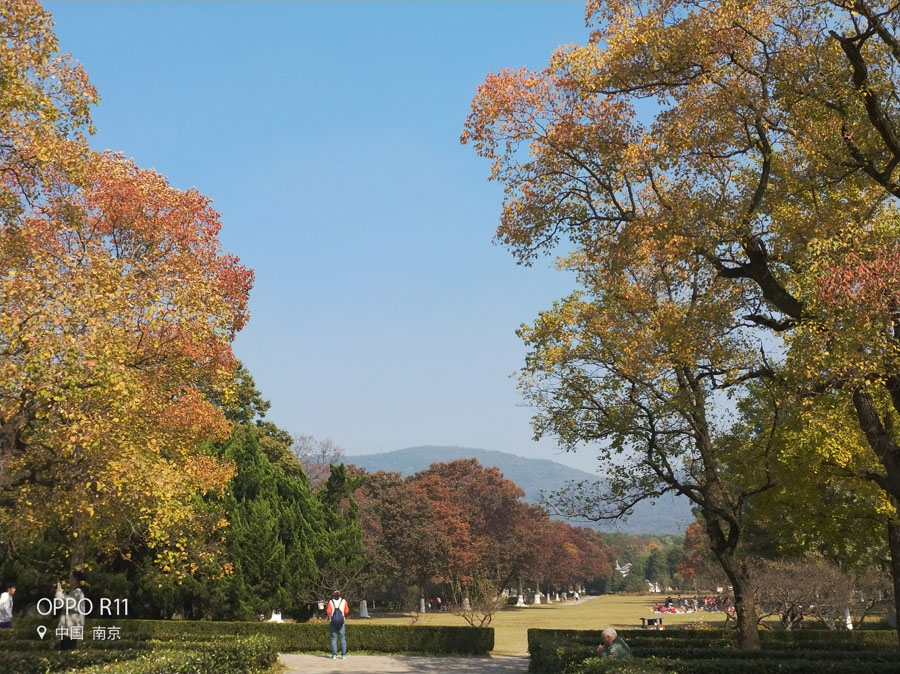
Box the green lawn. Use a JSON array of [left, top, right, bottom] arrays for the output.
[[363, 595, 719, 655]]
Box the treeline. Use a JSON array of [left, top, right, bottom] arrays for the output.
[[2, 359, 623, 619], [355, 459, 612, 610]]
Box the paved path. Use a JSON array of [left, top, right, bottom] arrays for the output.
[[279, 654, 530, 674]]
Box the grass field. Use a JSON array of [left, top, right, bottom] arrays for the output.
[[364, 595, 719, 655]]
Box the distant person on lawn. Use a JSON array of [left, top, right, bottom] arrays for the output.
[[597, 627, 633, 659], [327, 590, 348, 659]]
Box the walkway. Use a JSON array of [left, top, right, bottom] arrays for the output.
[[279, 654, 530, 674]]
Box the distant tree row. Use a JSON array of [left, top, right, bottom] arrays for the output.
[[354, 458, 612, 617], [2, 349, 619, 621]]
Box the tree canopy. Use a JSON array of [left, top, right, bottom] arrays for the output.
[[463, 0, 900, 645], [1, 0, 252, 584]]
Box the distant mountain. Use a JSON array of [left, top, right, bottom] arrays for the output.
[[346, 445, 692, 535]]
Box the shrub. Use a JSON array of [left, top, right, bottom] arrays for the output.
[[565, 658, 668, 674], [567, 658, 900, 674], [0, 635, 277, 674], [528, 628, 900, 674], [0, 648, 147, 674], [99, 619, 493, 655], [3, 619, 493, 661], [759, 629, 898, 648]]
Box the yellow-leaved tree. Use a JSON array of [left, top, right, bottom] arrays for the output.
[[1, 1, 253, 583], [463, 0, 900, 646]]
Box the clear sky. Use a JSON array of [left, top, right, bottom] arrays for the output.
[[45, 1, 600, 473]]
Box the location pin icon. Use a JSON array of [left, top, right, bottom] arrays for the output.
[[36, 625, 47, 640]]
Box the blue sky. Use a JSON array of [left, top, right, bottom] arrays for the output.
[[46, 1, 599, 472]]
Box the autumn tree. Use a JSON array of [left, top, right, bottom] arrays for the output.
[[543, 522, 611, 594], [356, 470, 448, 607], [0, 0, 97, 228], [410, 459, 549, 596], [2, 4, 253, 585], [519, 267, 778, 647], [1, 146, 252, 581], [752, 557, 834, 630], [736, 391, 894, 577], [463, 0, 900, 645], [355, 459, 573, 618], [679, 522, 726, 592]]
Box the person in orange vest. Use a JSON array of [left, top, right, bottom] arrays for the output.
[[326, 590, 349, 659]]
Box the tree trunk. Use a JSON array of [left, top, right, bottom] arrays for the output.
[[852, 389, 900, 648], [704, 511, 760, 650], [888, 517, 900, 647], [718, 552, 760, 650], [69, 510, 86, 588], [722, 554, 762, 651]]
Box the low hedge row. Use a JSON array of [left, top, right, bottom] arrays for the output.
[[632, 647, 900, 662], [760, 629, 899, 647], [73, 635, 278, 674], [0, 634, 277, 674], [0, 638, 155, 651], [528, 628, 900, 674], [99, 619, 493, 654], [529, 642, 597, 673], [528, 628, 898, 650], [626, 637, 894, 652], [3, 619, 493, 655], [565, 657, 900, 674], [0, 648, 146, 674]]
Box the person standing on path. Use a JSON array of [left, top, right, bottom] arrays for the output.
[[326, 590, 348, 659]]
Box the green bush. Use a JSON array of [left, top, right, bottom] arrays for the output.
[[633, 646, 900, 662], [71, 635, 278, 674], [4, 619, 492, 658], [568, 659, 900, 674], [565, 657, 668, 674], [528, 628, 900, 674], [0, 638, 155, 651], [0, 635, 277, 674], [528, 644, 592, 672], [94, 619, 493, 655], [759, 629, 899, 648], [0, 648, 147, 674]]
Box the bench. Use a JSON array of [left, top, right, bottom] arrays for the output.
[[640, 616, 664, 629]]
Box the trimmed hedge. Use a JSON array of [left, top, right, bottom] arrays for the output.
[[2, 619, 493, 658], [528, 628, 900, 674], [566, 658, 900, 674], [0, 648, 146, 674], [528, 627, 898, 649], [117, 619, 493, 655], [759, 629, 899, 648], [0, 635, 277, 674], [632, 647, 900, 662], [73, 635, 278, 674]]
